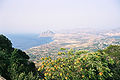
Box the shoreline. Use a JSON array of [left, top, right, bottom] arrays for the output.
[[5, 34, 54, 50]]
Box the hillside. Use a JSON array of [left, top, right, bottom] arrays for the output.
[[0, 34, 120, 80], [0, 35, 39, 80]]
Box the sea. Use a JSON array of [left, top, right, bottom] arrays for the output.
[[5, 34, 53, 50]]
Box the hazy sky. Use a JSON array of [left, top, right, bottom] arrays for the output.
[[0, 0, 120, 33]]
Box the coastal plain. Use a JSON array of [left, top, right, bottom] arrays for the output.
[[25, 29, 120, 66]]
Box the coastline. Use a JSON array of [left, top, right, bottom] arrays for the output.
[[5, 34, 54, 50], [26, 33, 120, 65]]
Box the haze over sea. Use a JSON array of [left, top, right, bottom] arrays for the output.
[[5, 34, 53, 50]]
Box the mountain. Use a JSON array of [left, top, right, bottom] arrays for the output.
[[39, 30, 55, 37]]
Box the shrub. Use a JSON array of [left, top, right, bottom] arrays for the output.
[[103, 45, 120, 60], [38, 49, 115, 80], [103, 45, 120, 80]]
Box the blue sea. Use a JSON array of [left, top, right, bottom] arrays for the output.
[[5, 34, 53, 50]]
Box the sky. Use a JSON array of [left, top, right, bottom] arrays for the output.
[[0, 0, 120, 33]]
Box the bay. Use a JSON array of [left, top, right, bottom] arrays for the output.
[[5, 34, 53, 50]]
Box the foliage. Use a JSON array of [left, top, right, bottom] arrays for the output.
[[0, 34, 12, 52], [0, 35, 39, 80], [38, 49, 116, 80], [103, 45, 120, 60], [103, 45, 120, 79]]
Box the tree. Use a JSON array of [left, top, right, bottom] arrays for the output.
[[103, 45, 120, 61], [0, 35, 39, 80], [103, 45, 120, 79], [0, 34, 12, 52]]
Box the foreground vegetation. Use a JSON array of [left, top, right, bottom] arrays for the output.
[[0, 35, 39, 80], [38, 47, 120, 80], [0, 34, 120, 80]]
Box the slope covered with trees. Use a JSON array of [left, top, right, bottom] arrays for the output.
[[0, 35, 39, 80]]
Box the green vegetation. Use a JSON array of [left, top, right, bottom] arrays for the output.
[[0, 35, 39, 80], [103, 45, 120, 79], [38, 47, 120, 80], [0, 35, 120, 80], [103, 45, 120, 60]]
